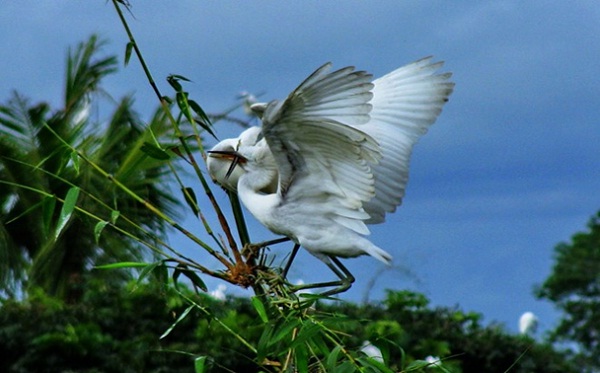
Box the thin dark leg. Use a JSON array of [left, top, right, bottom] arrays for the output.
[[282, 244, 301, 279], [291, 255, 355, 297]]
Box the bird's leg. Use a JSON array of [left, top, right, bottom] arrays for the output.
[[290, 255, 356, 297], [281, 243, 301, 279]]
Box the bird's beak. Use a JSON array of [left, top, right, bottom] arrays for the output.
[[207, 150, 247, 179]]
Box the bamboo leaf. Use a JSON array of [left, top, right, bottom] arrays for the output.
[[182, 187, 199, 216], [182, 268, 208, 292], [54, 187, 80, 241], [137, 260, 164, 284], [95, 262, 149, 270], [295, 343, 309, 373], [110, 210, 120, 224], [251, 296, 269, 323], [94, 221, 108, 243], [124, 41, 134, 67], [140, 141, 170, 160], [327, 345, 343, 370], [70, 150, 80, 175], [194, 356, 208, 373], [160, 305, 194, 339], [41, 196, 56, 240]]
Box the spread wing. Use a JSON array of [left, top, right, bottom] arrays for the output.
[[261, 63, 381, 234], [360, 57, 455, 223]]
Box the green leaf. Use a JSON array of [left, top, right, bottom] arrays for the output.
[[140, 141, 170, 160], [110, 210, 120, 224], [41, 196, 56, 240], [251, 296, 269, 323], [136, 260, 164, 284], [95, 262, 149, 270], [358, 356, 393, 373], [176, 91, 192, 120], [295, 343, 309, 373], [155, 262, 169, 288], [183, 268, 208, 292], [124, 41, 134, 67], [327, 345, 343, 370], [54, 187, 80, 241], [171, 263, 207, 293], [161, 305, 194, 339], [271, 318, 301, 345], [94, 221, 108, 243], [182, 187, 199, 216], [194, 356, 208, 373], [189, 99, 217, 140], [70, 150, 80, 175], [405, 359, 430, 370], [188, 99, 211, 124], [167, 74, 191, 92]]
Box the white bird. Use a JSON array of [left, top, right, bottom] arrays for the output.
[[360, 341, 384, 363], [519, 311, 539, 335], [208, 57, 453, 292]]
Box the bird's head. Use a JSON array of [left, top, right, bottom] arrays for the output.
[[207, 140, 247, 191]]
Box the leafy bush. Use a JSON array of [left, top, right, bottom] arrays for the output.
[[0, 283, 577, 373]]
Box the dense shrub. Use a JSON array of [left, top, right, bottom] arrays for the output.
[[0, 283, 577, 373]]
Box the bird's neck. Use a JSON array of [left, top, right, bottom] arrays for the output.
[[238, 173, 281, 232]]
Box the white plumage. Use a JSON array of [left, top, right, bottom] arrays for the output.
[[519, 311, 539, 335], [208, 57, 454, 267]]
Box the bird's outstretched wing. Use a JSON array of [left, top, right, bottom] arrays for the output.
[[260, 63, 381, 234], [360, 57, 455, 223]]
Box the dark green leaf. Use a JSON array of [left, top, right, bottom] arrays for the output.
[[182, 187, 199, 216], [176, 92, 192, 121], [54, 187, 80, 241], [167, 74, 189, 92], [327, 345, 343, 370], [136, 260, 164, 284], [41, 196, 56, 240], [140, 141, 170, 160], [70, 150, 80, 174], [182, 269, 208, 292], [272, 319, 301, 345], [295, 343, 309, 373], [124, 41, 134, 67], [188, 99, 211, 124]]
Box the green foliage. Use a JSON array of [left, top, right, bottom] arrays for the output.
[[0, 285, 577, 373], [0, 35, 179, 301], [537, 210, 600, 371]]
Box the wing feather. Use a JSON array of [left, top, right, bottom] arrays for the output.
[[358, 57, 454, 223], [261, 64, 381, 235]]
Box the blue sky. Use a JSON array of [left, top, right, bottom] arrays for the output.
[[2, 1, 599, 335]]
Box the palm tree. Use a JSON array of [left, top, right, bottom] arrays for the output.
[[0, 35, 179, 302]]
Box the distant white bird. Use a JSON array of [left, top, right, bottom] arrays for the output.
[[519, 311, 538, 335], [425, 355, 442, 367], [360, 341, 384, 363], [208, 57, 453, 293]]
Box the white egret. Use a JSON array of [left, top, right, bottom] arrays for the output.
[[519, 311, 538, 335], [208, 57, 453, 294], [360, 341, 384, 363]]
